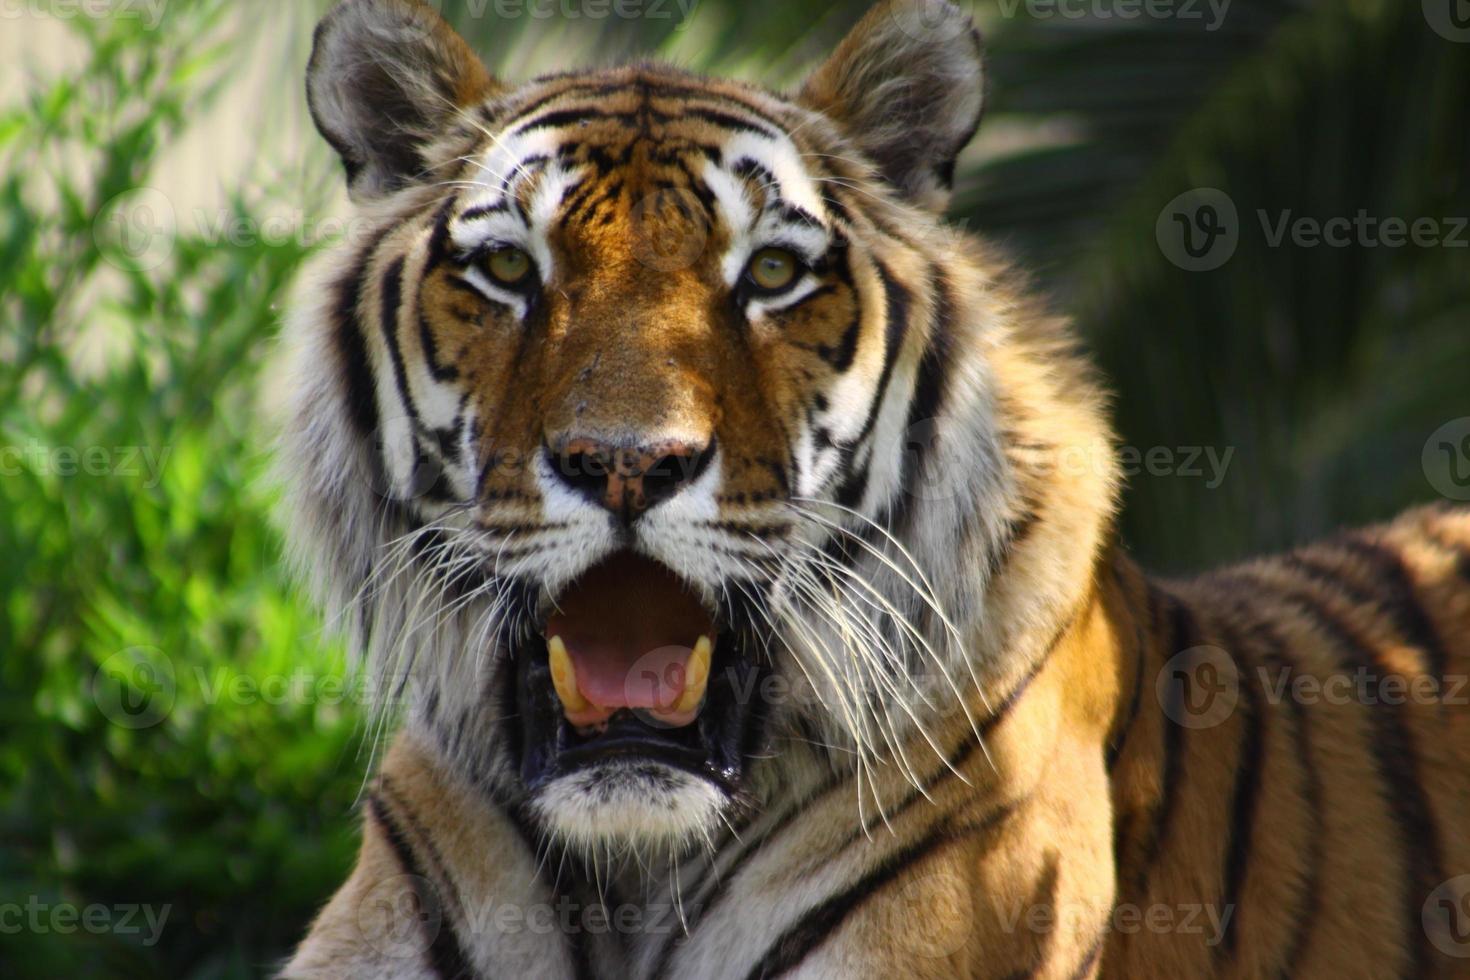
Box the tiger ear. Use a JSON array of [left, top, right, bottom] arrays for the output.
[[307, 0, 499, 202], [798, 0, 984, 212]]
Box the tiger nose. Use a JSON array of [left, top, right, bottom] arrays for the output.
[[549, 437, 715, 523]]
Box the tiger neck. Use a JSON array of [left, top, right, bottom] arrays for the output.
[[736, 540, 1146, 844]]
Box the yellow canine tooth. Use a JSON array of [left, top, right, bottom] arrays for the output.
[[548, 635, 589, 712], [675, 635, 712, 714]]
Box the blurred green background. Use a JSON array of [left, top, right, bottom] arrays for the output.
[[1, 0, 1466, 975]]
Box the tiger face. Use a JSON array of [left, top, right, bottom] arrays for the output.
[[284, 0, 1107, 856]]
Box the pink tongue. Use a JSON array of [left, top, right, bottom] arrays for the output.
[[554, 637, 692, 710], [544, 552, 713, 715]]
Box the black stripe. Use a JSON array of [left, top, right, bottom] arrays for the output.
[[1109, 580, 1170, 871], [1132, 594, 1196, 892], [377, 256, 427, 487], [498, 80, 619, 125], [849, 258, 912, 450], [1212, 619, 1263, 958], [1224, 607, 1322, 975], [731, 156, 778, 191], [513, 106, 639, 134], [815, 315, 860, 371], [676, 106, 779, 139], [819, 187, 853, 226], [459, 200, 514, 222], [435, 413, 464, 467], [743, 804, 1019, 979], [830, 456, 869, 514], [1265, 584, 1441, 978], [414, 199, 458, 382], [379, 256, 414, 415], [504, 78, 792, 134], [655, 91, 792, 133], [423, 194, 458, 272], [889, 275, 953, 539], [820, 259, 913, 546], [418, 311, 458, 383], [777, 202, 823, 230], [560, 176, 617, 227], [367, 794, 476, 980], [1331, 535, 1448, 688], [1105, 564, 1151, 770], [331, 229, 391, 437]]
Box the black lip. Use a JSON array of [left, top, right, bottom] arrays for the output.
[[513, 629, 766, 796], [557, 712, 709, 772]]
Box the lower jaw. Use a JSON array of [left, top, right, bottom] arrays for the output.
[[525, 759, 734, 846], [511, 631, 768, 803]]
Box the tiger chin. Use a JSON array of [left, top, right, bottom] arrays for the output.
[[276, 1, 1470, 977]]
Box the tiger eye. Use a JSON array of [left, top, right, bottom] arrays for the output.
[[486, 246, 532, 285], [747, 247, 799, 292]]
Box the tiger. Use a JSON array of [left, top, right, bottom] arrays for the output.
[[274, 0, 1470, 976]]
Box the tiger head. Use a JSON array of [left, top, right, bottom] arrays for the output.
[[282, 0, 1116, 855]]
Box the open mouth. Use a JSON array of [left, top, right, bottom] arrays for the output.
[[513, 551, 764, 795]]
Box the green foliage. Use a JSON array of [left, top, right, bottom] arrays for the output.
[[2, 0, 1465, 975], [1, 6, 365, 976]]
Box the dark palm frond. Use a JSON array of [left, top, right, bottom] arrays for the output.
[[964, 0, 1470, 569]]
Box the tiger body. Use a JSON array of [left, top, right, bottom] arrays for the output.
[[278, 1, 1470, 977]]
